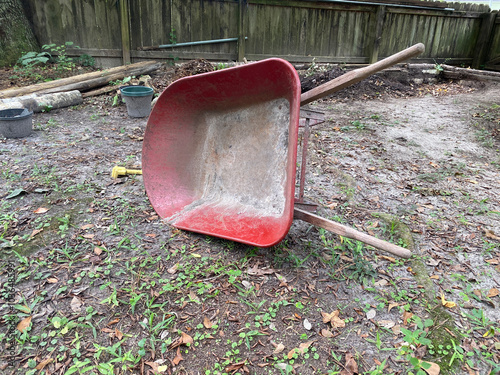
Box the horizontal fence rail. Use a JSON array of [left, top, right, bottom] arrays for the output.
[[24, 0, 500, 70]]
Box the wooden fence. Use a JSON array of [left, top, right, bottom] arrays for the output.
[[23, 0, 500, 70]]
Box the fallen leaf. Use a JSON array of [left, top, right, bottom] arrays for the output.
[[485, 258, 499, 265], [203, 316, 213, 329], [169, 331, 194, 349], [321, 310, 345, 329], [70, 296, 82, 313], [273, 342, 285, 354], [35, 357, 53, 370], [47, 278, 58, 284], [145, 233, 156, 238], [31, 229, 43, 237], [172, 347, 183, 365], [145, 361, 168, 373], [191, 253, 201, 258], [167, 263, 179, 274], [5, 188, 27, 199], [287, 341, 314, 359], [225, 360, 248, 373], [34, 207, 49, 214], [377, 319, 395, 329], [422, 360, 440, 375], [374, 279, 388, 287], [487, 288, 499, 298], [94, 247, 103, 255], [17, 316, 32, 333], [440, 292, 456, 308], [115, 328, 123, 340], [340, 352, 358, 375], [81, 224, 94, 230], [366, 309, 376, 320], [303, 318, 312, 330], [403, 311, 413, 325], [388, 302, 399, 312], [247, 264, 274, 276], [321, 329, 334, 338], [107, 318, 120, 326], [82, 234, 94, 239], [484, 229, 500, 241]]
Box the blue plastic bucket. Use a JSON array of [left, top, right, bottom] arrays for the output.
[[0, 108, 33, 138], [120, 86, 154, 118]]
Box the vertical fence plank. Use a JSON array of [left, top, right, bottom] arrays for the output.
[[370, 5, 386, 63], [120, 0, 131, 64], [472, 11, 498, 68]]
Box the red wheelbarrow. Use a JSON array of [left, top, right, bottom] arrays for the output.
[[143, 44, 424, 258]]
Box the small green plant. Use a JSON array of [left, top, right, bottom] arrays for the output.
[[42, 41, 79, 71]]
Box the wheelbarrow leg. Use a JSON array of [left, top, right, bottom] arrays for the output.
[[294, 208, 412, 259]]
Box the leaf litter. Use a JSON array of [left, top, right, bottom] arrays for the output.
[[0, 64, 498, 374]]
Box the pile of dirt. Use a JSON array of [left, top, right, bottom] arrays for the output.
[[172, 58, 214, 80], [299, 66, 485, 101]]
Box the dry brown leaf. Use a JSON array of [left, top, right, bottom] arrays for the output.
[[403, 311, 413, 325], [167, 263, 179, 274], [107, 318, 120, 326], [487, 288, 499, 298], [172, 346, 183, 365], [225, 360, 248, 373], [115, 328, 123, 340], [17, 316, 32, 333], [247, 264, 274, 276], [287, 341, 314, 359], [485, 258, 499, 265], [422, 361, 440, 375], [35, 357, 53, 370], [321, 329, 334, 337], [388, 302, 399, 312], [322, 310, 345, 329], [340, 352, 358, 375], [31, 229, 43, 237], [203, 316, 213, 329], [273, 343, 285, 354], [169, 331, 194, 350], [34, 207, 49, 214], [70, 296, 82, 313], [47, 277, 58, 284], [81, 224, 94, 230], [94, 247, 103, 255], [485, 229, 500, 241]]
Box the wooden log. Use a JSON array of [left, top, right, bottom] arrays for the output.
[[441, 64, 500, 82], [0, 61, 161, 99], [34, 63, 160, 95], [81, 85, 120, 98], [294, 208, 412, 259], [0, 91, 83, 112]]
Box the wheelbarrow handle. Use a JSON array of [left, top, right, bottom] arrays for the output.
[[294, 208, 412, 259], [300, 43, 425, 106]]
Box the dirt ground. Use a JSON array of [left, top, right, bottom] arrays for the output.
[[0, 62, 499, 375]]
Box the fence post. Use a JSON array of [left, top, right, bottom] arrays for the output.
[[472, 11, 497, 69], [238, 0, 246, 62], [370, 5, 386, 64], [120, 0, 131, 65]]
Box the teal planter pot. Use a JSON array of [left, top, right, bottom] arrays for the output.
[[120, 86, 154, 118]]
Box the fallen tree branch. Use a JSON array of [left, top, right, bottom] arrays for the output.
[[441, 64, 500, 82], [0, 61, 161, 99], [0, 91, 83, 112]]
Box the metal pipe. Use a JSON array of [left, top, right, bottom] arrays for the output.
[[158, 37, 247, 49], [304, 0, 455, 11]]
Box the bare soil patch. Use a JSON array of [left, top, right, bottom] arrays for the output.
[[0, 62, 499, 375]]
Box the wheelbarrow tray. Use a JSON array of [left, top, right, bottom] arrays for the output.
[[143, 59, 301, 247]]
